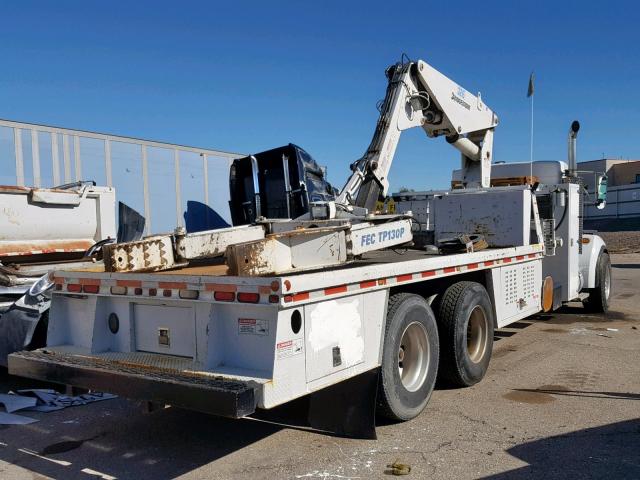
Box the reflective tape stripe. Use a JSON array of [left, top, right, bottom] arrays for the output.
[[281, 253, 543, 304], [324, 285, 348, 296], [158, 282, 187, 290], [205, 283, 237, 292], [53, 251, 543, 305]]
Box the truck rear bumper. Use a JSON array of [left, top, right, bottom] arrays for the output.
[[8, 350, 258, 418]]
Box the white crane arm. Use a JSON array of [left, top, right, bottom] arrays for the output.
[[337, 59, 498, 211]]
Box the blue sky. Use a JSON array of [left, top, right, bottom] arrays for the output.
[[1, 1, 638, 191]]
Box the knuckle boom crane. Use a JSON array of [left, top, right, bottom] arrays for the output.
[[102, 58, 498, 275], [339, 59, 498, 211]]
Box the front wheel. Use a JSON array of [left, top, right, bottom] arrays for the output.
[[583, 251, 612, 313], [377, 293, 439, 421]]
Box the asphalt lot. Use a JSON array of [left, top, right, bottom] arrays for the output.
[[0, 253, 638, 480]]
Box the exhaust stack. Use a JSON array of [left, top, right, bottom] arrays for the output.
[[567, 120, 580, 177]]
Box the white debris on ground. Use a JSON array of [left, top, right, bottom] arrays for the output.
[[0, 389, 117, 424]]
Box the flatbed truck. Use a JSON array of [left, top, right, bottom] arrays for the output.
[[8, 58, 611, 438]]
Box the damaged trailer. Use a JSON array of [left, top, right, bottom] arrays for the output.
[[0, 182, 144, 364]]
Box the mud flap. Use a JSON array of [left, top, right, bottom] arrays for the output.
[[0, 307, 42, 367], [307, 368, 379, 439]]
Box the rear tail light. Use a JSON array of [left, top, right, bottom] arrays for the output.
[[214, 291, 235, 302], [67, 284, 82, 293], [82, 285, 100, 294], [237, 292, 260, 303]]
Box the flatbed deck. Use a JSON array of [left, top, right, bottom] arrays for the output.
[[53, 244, 544, 308]]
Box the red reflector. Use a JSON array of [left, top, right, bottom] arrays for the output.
[[134, 288, 143, 295], [148, 288, 157, 296], [238, 292, 260, 303], [214, 291, 235, 302], [82, 285, 99, 294], [67, 284, 82, 293], [163, 289, 172, 297], [269, 295, 279, 303]]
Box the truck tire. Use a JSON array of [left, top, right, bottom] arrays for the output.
[[436, 282, 494, 387], [377, 293, 439, 421], [583, 251, 612, 313]]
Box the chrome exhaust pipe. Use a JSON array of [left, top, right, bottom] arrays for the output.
[[567, 120, 580, 177]]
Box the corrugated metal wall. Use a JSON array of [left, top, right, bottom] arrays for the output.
[[0, 119, 243, 235], [584, 184, 640, 219]]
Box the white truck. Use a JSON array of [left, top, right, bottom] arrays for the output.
[[8, 58, 611, 438]]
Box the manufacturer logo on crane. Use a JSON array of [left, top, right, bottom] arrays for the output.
[[451, 91, 471, 110]]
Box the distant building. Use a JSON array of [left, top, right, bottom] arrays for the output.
[[579, 159, 640, 230], [578, 159, 640, 187]]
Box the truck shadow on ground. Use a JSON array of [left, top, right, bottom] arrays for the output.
[[529, 307, 630, 324], [0, 368, 378, 480], [512, 387, 640, 401], [0, 396, 288, 480], [481, 418, 640, 479]]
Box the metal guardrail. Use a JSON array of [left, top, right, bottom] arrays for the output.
[[0, 118, 244, 234]]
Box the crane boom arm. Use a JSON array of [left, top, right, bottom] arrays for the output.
[[337, 59, 499, 211]]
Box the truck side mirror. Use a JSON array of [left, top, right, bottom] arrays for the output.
[[596, 174, 607, 210]]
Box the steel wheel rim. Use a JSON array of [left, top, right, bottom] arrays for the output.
[[467, 306, 489, 363], [398, 321, 430, 392]]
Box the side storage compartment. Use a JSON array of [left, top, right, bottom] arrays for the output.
[[487, 260, 542, 328], [304, 296, 366, 382], [261, 290, 387, 409], [133, 304, 196, 357]]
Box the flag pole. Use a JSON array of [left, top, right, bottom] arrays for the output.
[[527, 71, 535, 180], [530, 91, 534, 163]]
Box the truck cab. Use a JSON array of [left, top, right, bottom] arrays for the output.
[[229, 144, 335, 225]]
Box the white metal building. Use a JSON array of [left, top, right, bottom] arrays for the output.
[[0, 118, 243, 235]]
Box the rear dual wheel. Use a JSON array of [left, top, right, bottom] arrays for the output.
[[436, 281, 495, 387], [377, 294, 439, 421], [377, 282, 495, 421]]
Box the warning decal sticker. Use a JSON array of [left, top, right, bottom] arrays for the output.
[[276, 338, 304, 359], [238, 318, 269, 336]]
